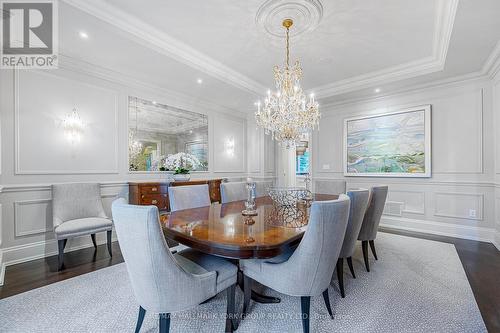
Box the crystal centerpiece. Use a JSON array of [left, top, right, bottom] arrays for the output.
[[268, 187, 313, 207]]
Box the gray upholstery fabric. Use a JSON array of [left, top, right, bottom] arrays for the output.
[[314, 180, 347, 195], [220, 180, 273, 203], [220, 182, 247, 203], [339, 189, 370, 258], [111, 198, 237, 313], [255, 181, 273, 197], [358, 186, 389, 241], [168, 184, 211, 212], [52, 183, 111, 240], [240, 195, 350, 297], [54, 218, 112, 239], [176, 249, 237, 293], [52, 183, 108, 227]]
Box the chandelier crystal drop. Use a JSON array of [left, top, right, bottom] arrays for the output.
[[255, 18, 320, 148]]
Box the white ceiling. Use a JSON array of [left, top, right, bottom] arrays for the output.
[[59, 0, 500, 112]]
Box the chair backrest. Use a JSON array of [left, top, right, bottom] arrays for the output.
[[284, 195, 350, 295], [220, 182, 247, 203], [168, 184, 211, 212], [358, 186, 388, 241], [52, 183, 107, 228], [339, 189, 370, 258], [314, 180, 346, 195], [255, 180, 273, 197], [111, 198, 216, 313]]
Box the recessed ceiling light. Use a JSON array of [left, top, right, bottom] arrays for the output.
[[197, 78, 203, 84], [152, 101, 157, 105], [79, 31, 89, 39], [374, 88, 381, 93]]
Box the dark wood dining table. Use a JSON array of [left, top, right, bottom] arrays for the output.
[[161, 193, 338, 304]]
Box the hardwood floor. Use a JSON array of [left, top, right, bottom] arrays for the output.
[[1, 231, 499, 332]]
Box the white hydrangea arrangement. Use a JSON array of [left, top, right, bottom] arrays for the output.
[[164, 152, 201, 174]]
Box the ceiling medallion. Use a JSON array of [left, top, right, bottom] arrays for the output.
[[255, 0, 323, 38], [255, 19, 321, 148]]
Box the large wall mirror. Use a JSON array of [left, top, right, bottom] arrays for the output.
[[128, 96, 209, 172]]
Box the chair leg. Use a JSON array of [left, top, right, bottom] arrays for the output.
[[159, 313, 170, 333], [346, 257, 356, 279], [300, 296, 311, 333], [134, 306, 146, 333], [225, 284, 237, 332], [57, 239, 65, 271], [362, 241, 370, 272], [91, 234, 97, 248], [369, 240, 378, 260], [336, 258, 345, 298], [322, 289, 334, 319], [242, 275, 252, 319], [107, 230, 113, 257]]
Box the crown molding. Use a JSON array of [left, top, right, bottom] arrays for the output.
[[57, 53, 246, 118], [62, 0, 461, 101], [61, 0, 267, 95], [312, 0, 458, 98], [483, 41, 500, 80]]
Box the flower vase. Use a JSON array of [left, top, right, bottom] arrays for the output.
[[173, 173, 191, 181]]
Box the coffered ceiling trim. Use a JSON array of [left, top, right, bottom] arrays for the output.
[[313, 0, 458, 98], [63, 0, 458, 100], [62, 0, 267, 95]]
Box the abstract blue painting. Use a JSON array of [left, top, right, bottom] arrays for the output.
[[344, 105, 431, 177]]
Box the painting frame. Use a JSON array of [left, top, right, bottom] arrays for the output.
[[343, 105, 432, 178]]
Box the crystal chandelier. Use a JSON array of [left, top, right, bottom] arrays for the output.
[[255, 18, 320, 148]]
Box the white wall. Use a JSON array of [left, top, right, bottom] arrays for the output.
[[312, 78, 499, 245], [0, 65, 254, 281], [493, 72, 500, 250]]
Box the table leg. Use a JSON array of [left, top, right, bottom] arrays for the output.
[[237, 270, 281, 304]]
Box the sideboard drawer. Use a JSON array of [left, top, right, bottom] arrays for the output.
[[141, 185, 168, 194], [140, 194, 168, 210]]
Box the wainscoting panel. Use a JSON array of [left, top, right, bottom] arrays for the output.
[[388, 190, 426, 215], [14, 199, 52, 237], [213, 116, 246, 173], [15, 70, 119, 174], [434, 192, 484, 221]]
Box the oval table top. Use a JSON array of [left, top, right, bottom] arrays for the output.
[[161, 194, 338, 259]]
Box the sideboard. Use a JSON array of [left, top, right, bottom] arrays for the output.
[[129, 179, 224, 212]]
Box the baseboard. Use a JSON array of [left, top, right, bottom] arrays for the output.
[[493, 231, 500, 251], [380, 216, 495, 244], [0, 250, 5, 286], [2, 233, 118, 268]]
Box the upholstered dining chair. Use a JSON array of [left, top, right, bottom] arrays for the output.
[[220, 182, 247, 203], [52, 183, 113, 271], [314, 180, 346, 195], [240, 195, 351, 333], [335, 189, 370, 298], [254, 180, 273, 197], [358, 186, 388, 272], [111, 198, 239, 333], [168, 184, 211, 212]]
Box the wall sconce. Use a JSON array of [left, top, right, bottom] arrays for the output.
[[63, 108, 84, 144], [225, 137, 235, 157]]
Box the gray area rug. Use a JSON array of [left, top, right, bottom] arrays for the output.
[[0, 233, 486, 332]]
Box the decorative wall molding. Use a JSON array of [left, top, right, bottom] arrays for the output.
[[62, 0, 267, 95], [313, 176, 497, 188], [14, 70, 120, 175], [313, 0, 458, 97], [433, 192, 484, 221], [388, 190, 426, 215], [0, 181, 128, 193], [14, 199, 52, 237], [0, 250, 4, 286], [62, 0, 459, 100]]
